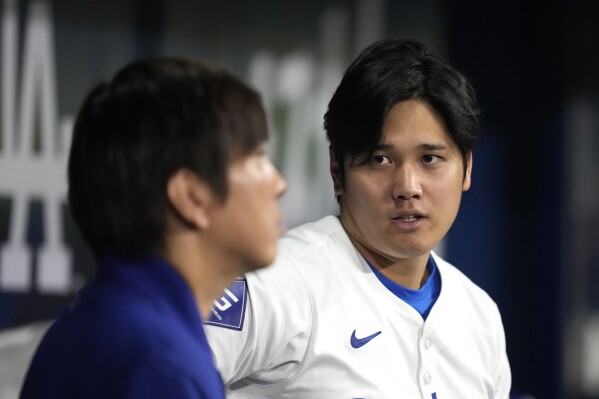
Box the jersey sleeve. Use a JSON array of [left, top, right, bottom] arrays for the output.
[[492, 304, 512, 399], [205, 253, 312, 386]]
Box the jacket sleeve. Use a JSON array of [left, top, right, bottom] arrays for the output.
[[205, 253, 312, 386], [126, 361, 220, 399]]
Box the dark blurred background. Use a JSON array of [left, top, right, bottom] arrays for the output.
[[0, 1, 598, 398]]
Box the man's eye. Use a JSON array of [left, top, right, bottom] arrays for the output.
[[372, 155, 389, 165], [423, 155, 439, 164]]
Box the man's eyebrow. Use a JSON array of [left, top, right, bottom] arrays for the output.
[[418, 143, 448, 151], [373, 143, 448, 151], [373, 143, 394, 151]]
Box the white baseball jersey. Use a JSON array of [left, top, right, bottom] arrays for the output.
[[205, 215, 511, 398]]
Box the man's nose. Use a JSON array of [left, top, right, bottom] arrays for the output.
[[391, 165, 422, 200]]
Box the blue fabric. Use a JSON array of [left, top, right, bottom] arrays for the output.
[[367, 256, 441, 320], [20, 255, 225, 399]]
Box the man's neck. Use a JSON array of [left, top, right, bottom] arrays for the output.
[[372, 256, 430, 290], [346, 233, 430, 290], [161, 233, 242, 320]]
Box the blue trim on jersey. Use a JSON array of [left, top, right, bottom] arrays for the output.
[[366, 256, 441, 320]]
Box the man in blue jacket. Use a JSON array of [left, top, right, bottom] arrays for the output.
[[20, 57, 286, 398]]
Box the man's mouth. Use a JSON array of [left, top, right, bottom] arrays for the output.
[[394, 215, 422, 222]]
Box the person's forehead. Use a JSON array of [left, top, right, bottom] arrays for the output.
[[380, 104, 455, 145]]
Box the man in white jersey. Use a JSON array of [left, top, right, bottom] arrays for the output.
[[205, 37, 511, 398]]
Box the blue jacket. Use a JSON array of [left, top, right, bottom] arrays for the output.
[[21, 255, 225, 399]]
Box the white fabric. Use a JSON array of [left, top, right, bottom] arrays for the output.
[[206, 215, 511, 398]]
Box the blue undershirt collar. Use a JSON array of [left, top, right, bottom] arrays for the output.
[[366, 256, 441, 320]]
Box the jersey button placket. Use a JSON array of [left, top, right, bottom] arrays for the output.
[[423, 372, 432, 385], [418, 334, 436, 397], [424, 337, 432, 350]]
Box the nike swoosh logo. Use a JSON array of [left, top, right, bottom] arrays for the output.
[[350, 329, 382, 348]]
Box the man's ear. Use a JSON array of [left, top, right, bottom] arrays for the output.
[[329, 147, 343, 196], [166, 169, 215, 230], [462, 153, 473, 192]]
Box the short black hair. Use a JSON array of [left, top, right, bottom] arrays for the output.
[[324, 37, 480, 186], [68, 58, 267, 259]]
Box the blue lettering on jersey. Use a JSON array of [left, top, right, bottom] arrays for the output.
[[205, 279, 248, 331], [432, 393, 437, 399]]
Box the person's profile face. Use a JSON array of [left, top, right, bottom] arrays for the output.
[[209, 144, 287, 271], [334, 99, 471, 264]]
